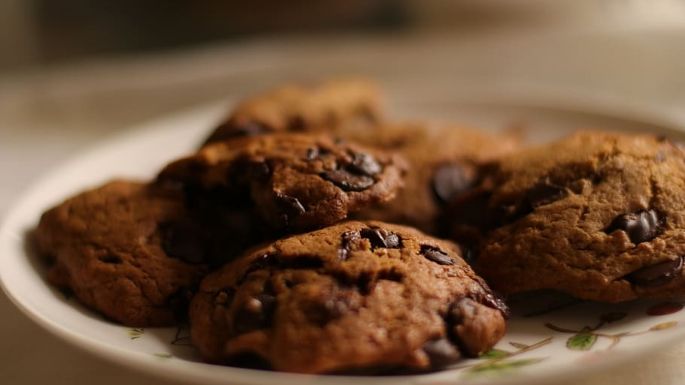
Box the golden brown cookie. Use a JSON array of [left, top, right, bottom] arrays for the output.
[[190, 221, 507, 374], [34, 181, 207, 326], [447, 131, 685, 302], [159, 133, 407, 232], [203, 79, 382, 145]]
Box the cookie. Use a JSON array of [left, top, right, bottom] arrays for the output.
[[34, 181, 208, 326], [159, 133, 407, 232], [203, 79, 382, 145], [447, 131, 685, 302], [349, 122, 520, 233], [189, 221, 507, 374]]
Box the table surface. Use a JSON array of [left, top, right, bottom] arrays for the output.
[[2, 26, 685, 384]]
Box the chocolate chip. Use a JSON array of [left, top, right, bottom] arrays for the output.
[[98, 254, 122, 264], [420, 245, 454, 265], [160, 221, 206, 264], [205, 121, 269, 144], [305, 147, 319, 160], [432, 163, 473, 204], [275, 194, 306, 225], [245, 160, 271, 182], [338, 231, 360, 260], [607, 209, 661, 244], [349, 152, 382, 176], [360, 227, 402, 249], [627, 256, 684, 287], [460, 245, 476, 265], [233, 293, 277, 335], [234, 121, 269, 137], [471, 291, 509, 318], [321, 169, 375, 191], [422, 338, 462, 368], [526, 180, 567, 208]]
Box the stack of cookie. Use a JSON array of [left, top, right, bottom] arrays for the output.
[[34, 79, 685, 374]]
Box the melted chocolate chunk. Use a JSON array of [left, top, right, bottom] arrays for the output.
[[248, 161, 272, 181], [432, 163, 473, 204], [349, 152, 382, 176], [160, 220, 207, 264], [360, 227, 402, 249], [305, 147, 319, 160], [338, 231, 360, 260], [233, 293, 277, 335], [206, 121, 269, 144], [321, 169, 375, 191], [470, 290, 509, 317], [607, 209, 661, 244], [422, 338, 462, 368], [627, 256, 684, 287], [526, 181, 567, 208], [275, 194, 306, 224], [460, 245, 477, 265], [420, 245, 454, 265]]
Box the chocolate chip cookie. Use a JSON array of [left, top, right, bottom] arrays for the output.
[[203, 79, 382, 145], [189, 220, 507, 374], [34, 181, 208, 326], [447, 131, 685, 302], [350, 122, 520, 233], [159, 133, 407, 232]]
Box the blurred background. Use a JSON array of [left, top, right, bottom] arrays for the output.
[[2, 0, 685, 71], [2, 2, 685, 385]]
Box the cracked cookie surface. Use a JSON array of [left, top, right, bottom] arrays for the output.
[[203, 79, 381, 145], [189, 220, 507, 374], [447, 131, 685, 302], [159, 133, 406, 232], [34, 181, 208, 326]]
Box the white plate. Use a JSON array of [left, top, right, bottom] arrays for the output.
[[2, 98, 685, 385]]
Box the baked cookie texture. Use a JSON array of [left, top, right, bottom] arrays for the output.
[[203, 78, 382, 145], [159, 133, 407, 232], [190, 221, 507, 374], [349, 122, 520, 233], [34, 181, 207, 326], [447, 131, 685, 302]]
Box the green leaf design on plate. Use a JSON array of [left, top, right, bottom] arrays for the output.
[[508, 341, 529, 349], [128, 328, 144, 340], [566, 332, 597, 350], [650, 321, 678, 331], [153, 353, 172, 359], [480, 349, 511, 359], [468, 358, 545, 375]]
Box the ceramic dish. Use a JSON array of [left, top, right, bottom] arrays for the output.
[[2, 99, 685, 385]]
